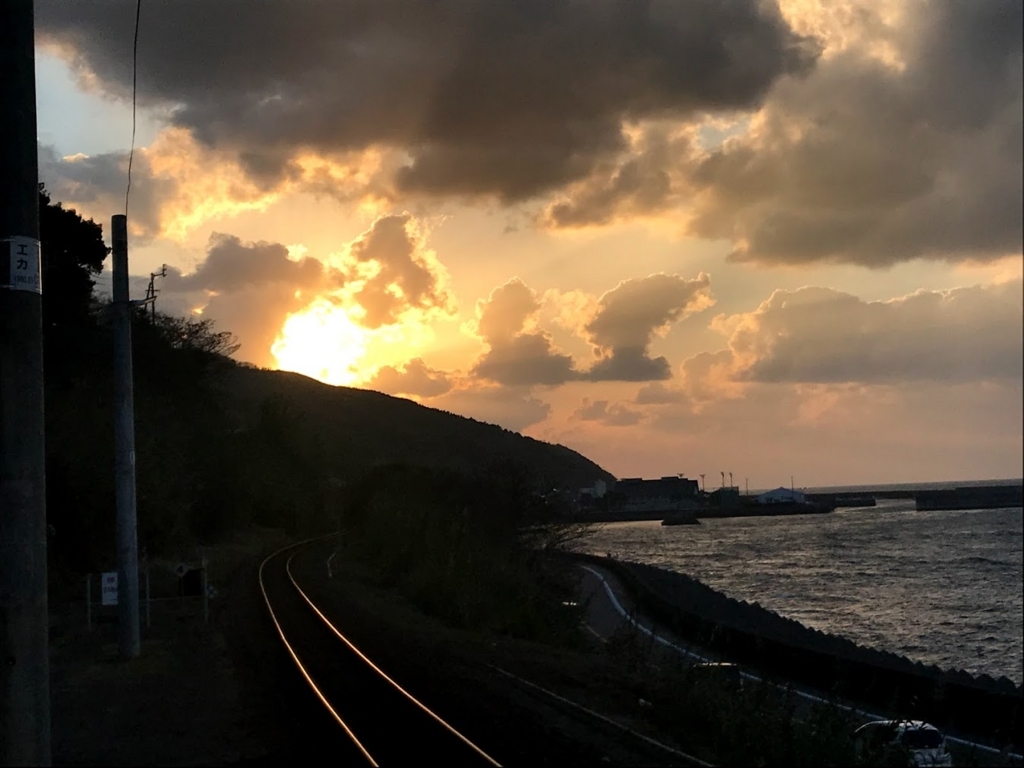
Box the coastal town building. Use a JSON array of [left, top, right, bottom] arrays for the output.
[[577, 475, 701, 514], [756, 487, 806, 504], [707, 486, 740, 508], [614, 476, 700, 512], [579, 479, 608, 500]]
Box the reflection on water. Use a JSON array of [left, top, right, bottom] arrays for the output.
[[579, 505, 1023, 684]]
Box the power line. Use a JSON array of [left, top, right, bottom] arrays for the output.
[[124, 0, 142, 218]]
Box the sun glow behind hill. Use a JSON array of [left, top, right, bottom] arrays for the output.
[[270, 298, 367, 385], [270, 291, 443, 387]]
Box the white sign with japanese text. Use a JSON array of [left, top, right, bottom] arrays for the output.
[[4, 236, 42, 293], [101, 571, 118, 606]]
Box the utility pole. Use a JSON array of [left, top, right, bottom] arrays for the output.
[[144, 265, 166, 323], [1, 1, 51, 763], [112, 215, 140, 659], [699, 474, 705, 493]]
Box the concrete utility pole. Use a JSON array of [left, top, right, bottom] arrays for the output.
[[112, 215, 140, 659], [0, 1, 52, 763]]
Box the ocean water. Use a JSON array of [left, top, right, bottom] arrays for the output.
[[579, 502, 1024, 685]]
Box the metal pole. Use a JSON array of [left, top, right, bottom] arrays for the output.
[[0, 1, 51, 763], [112, 215, 140, 659], [145, 567, 150, 629], [86, 576, 92, 632]]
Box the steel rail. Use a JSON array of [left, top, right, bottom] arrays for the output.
[[258, 540, 378, 767], [261, 535, 502, 766], [284, 547, 502, 767]]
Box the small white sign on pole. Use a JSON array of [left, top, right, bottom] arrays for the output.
[[4, 237, 42, 293], [101, 571, 119, 606]]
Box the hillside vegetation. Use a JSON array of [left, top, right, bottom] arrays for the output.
[[41, 190, 611, 590]]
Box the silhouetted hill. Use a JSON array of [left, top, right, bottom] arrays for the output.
[[218, 365, 614, 493], [37, 189, 613, 577]]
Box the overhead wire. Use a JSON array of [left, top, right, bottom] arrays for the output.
[[125, 0, 142, 218]]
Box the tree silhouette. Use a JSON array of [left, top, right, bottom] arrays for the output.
[[39, 184, 108, 338]]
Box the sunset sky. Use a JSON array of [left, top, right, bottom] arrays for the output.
[[33, 0, 1023, 487]]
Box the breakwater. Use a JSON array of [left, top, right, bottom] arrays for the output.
[[570, 501, 831, 524], [916, 485, 1023, 511], [697, 500, 832, 519], [803, 482, 1023, 511], [570, 553, 1022, 749]]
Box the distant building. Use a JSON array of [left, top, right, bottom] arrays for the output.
[[614, 476, 699, 512], [757, 487, 805, 504], [579, 478, 608, 500], [707, 486, 740, 508]]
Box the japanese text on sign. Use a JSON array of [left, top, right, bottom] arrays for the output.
[[101, 572, 118, 606], [3, 237, 42, 293]]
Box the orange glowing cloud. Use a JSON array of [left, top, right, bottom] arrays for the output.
[[155, 214, 455, 379], [39, 128, 403, 243]]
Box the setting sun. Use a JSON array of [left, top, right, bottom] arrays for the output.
[[271, 299, 368, 386]]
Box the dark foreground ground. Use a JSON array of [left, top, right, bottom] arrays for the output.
[[50, 532, 701, 766], [49, 531, 1023, 766]]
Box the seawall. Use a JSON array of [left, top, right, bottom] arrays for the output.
[[569, 552, 1022, 749]]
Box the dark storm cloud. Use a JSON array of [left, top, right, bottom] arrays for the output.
[[36, 0, 816, 202], [549, 0, 1024, 265], [38, 145, 169, 240], [690, 0, 1024, 266], [543, 125, 687, 227], [583, 272, 713, 381], [470, 278, 579, 386], [165, 234, 325, 293]]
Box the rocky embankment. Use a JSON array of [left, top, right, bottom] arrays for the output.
[[571, 553, 1022, 750]]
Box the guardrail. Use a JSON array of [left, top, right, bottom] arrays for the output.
[[569, 552, 1023, 756]]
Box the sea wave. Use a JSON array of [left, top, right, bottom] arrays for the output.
[[579, 506, 1023, 684]]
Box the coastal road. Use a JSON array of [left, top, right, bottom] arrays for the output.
[[575, 560, 1024, 765], [577, 564, 717, 665]]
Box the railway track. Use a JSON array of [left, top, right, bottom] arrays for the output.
[[258, 537, 502, 766]]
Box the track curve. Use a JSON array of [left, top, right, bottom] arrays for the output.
[[259, 537, 502, 766]]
